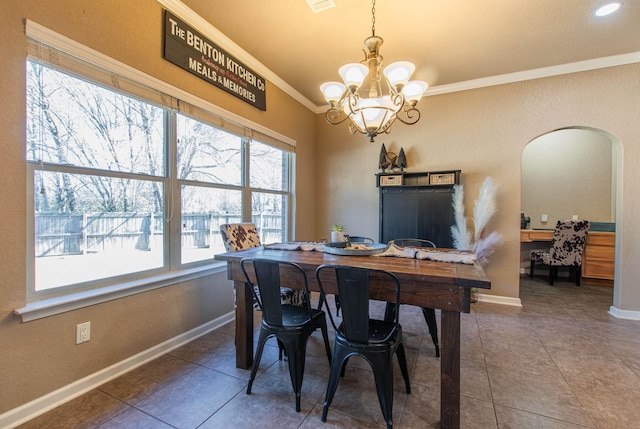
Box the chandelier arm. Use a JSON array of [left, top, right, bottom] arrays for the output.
[[343, 93, 360, 115], [324, 108, 351, 126], [389, 91, 405, 108], [395, 106, 421, 125]]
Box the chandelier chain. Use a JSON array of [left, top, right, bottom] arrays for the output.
[[371, 0, 376, 36]]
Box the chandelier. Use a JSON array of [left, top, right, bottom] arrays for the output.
[[320, 0, 428, 142]]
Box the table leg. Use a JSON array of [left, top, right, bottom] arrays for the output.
[[440, 309, 461, 429], [235, 280, 254, 369]]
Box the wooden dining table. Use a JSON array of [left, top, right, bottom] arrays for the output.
[[214, 245, 491, 429]]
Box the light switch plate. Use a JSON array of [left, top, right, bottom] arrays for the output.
[[541, 214, 548, 222]]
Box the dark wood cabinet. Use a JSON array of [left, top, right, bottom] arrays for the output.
[[377, 171, 460, 248]]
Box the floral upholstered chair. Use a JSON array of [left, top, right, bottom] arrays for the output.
[[219, 223, 306, 308], [529, 220, 591, 286]]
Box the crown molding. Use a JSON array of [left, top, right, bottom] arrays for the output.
[[427, 51, 640, 97], [159, 1, 640, 115], [157, 0, 317, 112]]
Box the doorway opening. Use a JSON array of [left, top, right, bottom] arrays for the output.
[[520, 127, 620, 302]]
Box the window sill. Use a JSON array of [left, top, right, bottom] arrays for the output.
[[14, 263, 227, 322]]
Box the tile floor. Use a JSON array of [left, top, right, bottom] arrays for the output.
[[17, 275, 640, 428]]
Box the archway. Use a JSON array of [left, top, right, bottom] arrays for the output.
[[521, 127, 620, 298]]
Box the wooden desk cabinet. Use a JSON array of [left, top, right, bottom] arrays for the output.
[[520, 229, 615, 285], [582, 232, 615, 284], [520, 229, 553, 242]]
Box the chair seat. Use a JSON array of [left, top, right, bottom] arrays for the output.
[[530, 249, 551, 265], [279, 305, 326, 327], [338, 319, 397, 345]]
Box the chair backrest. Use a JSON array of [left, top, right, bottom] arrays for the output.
[[348, 236, 375, 243], [241, 258, 312, 326], [550, 220, 591, 266], [316, 264, 401, 344], [389, 238, 436, 248], [220, 223, 261, 251]]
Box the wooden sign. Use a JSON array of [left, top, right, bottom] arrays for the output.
[[163, 10, 266, 111]]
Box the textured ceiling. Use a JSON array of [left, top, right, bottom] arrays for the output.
[[180, 0, 640, 107]]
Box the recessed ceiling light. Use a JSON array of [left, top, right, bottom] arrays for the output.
[[595, 2, 622, 17]]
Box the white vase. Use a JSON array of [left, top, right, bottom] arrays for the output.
[[331, 231, 344, 243]]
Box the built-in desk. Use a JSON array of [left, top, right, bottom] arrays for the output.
[[520, 229, 554, 242], [520, 229, 614, 286]]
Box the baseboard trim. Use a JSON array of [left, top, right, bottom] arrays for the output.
[[608, 306, 640, 320], [477, 293, 523, 307], [0, 311, 235, 429]]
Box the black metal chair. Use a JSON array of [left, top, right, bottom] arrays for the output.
[[241, 258, 332, 412], [386, 238, 440, 357], [316, 264, 411, 429]]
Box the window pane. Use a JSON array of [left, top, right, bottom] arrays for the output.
[[177, 114, 242, 185], [181, 185, 242, 263], [252, 192, 288, 244], [34, 170, 164, 290], [249, 141, 289, 191], [26, 62, 164, 176]]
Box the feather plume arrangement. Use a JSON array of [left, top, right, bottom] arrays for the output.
[[473, 177, 498, 242], [450, 177, 502, 266], [451, 185, 472, 250], [474, 231, 502, 265]]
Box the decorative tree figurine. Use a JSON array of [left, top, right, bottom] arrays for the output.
[[378, 143, 398, 172], [378, 144, 388, 171], [397, 148, 407, 171]]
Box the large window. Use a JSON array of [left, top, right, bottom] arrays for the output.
[[26, 43, 293, 300]]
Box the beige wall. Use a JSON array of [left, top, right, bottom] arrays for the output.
[[522, 128, 614, 230], [0, 0, 316, 414], [316, 65, 640, 307]]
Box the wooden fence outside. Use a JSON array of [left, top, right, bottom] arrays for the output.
[[35, 212, 284, 257]]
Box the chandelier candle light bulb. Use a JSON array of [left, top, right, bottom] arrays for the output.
[[384, 61, 415, 90], [320, 0, 428, 142], [403, 81, 429, 106], [320, 82, 346, 107], [339, 63, 369, 92]]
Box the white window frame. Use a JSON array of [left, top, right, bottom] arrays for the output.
[[16, 21, 296, 321]]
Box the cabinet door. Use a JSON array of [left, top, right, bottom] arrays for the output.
[[582, 232, 615, 281], [380, 187, 455, 248]]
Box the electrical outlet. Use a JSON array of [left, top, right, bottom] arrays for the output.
[[76, 321, 91, 344]]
